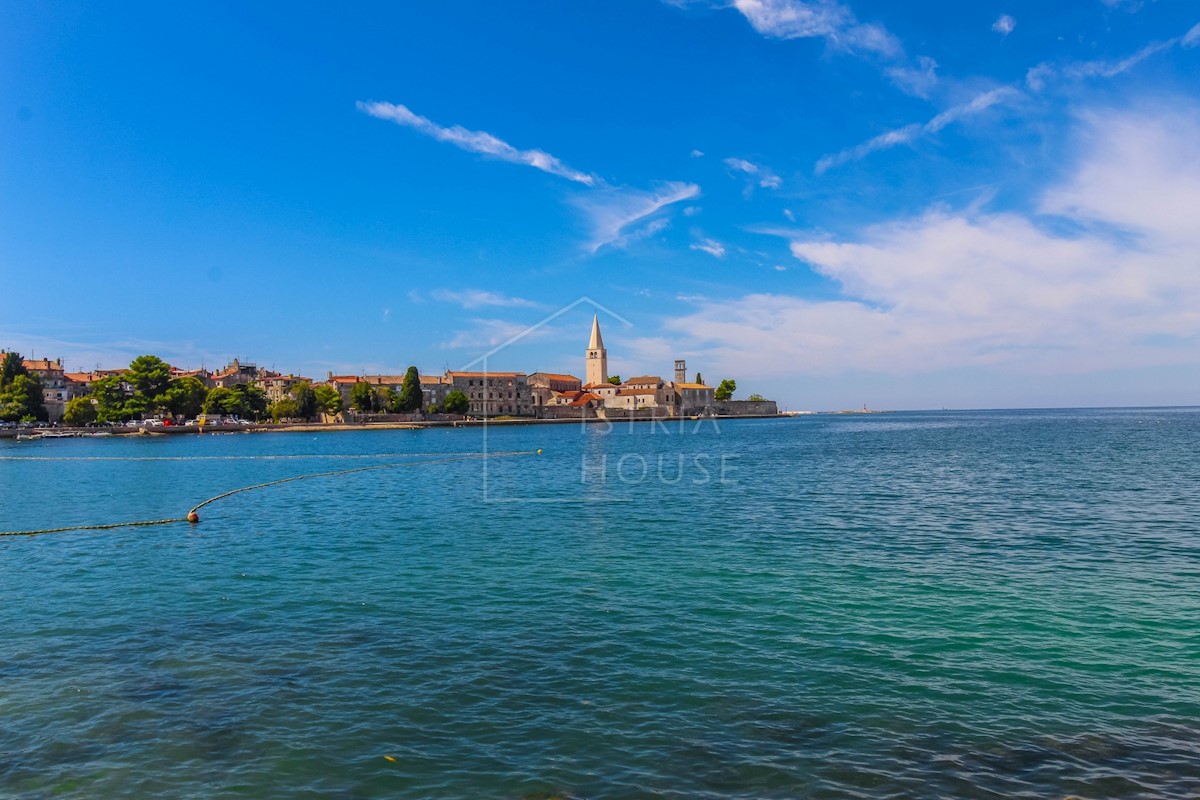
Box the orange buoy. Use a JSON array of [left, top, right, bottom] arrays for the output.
[[187, 512, 199, 523]]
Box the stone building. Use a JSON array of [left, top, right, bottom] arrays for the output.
[[584, 314, 608, 387], [446, 371, 531, 417], [21, 358, 68, 422], [420, 374, 451, 410], [260, 374, 313, 404], [528, 372, 582, 415]]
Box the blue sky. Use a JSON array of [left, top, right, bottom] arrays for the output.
[[3, 1, 1199, 409]]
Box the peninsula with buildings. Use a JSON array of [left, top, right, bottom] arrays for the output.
[[1, 316, 778, 431]]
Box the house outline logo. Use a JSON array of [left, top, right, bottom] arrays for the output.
[[457, 296, 633, 504]]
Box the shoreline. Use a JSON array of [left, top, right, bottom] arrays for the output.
[[1, 413, 795, 439]]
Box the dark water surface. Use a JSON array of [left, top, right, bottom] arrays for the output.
[[2, 410, 1198, 798]]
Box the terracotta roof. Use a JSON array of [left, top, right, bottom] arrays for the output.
[[64, 372, 92, 383], [532, 372, 580, 382], [446, 371, 526, 378], [327, 375, 361, 384], [361, 375, 406, 385], [623, 375, 662, 385], [582, 382, 615, 389], [677, 383, 712, 390], [420, 375, 449, 385], [21, 359, 62, 372], [570, 392, 603, 406]]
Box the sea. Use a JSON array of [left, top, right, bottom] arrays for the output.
[[1, 408, 1198, 799]]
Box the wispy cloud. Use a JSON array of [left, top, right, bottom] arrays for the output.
[[724, 156, 783, 189], [730, 0, 941, 97], [690, 237, 727, 258], [357, 101, 598, 186], [884, 55, 939, 98], [1026, 22, 1200, 89], [992, 14, 1015, 36], [427, 289, 542, 310], [815, 86, 1019, 173], [574, 182, 701, 253], [733, 0, 900, 57]]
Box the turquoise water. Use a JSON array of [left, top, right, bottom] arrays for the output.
[[2, 410, 1199, 798]]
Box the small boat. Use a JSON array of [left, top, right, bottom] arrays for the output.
[[15, 433, 43, 441]]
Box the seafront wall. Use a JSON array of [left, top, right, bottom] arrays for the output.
[[713, 399, 779, 416]]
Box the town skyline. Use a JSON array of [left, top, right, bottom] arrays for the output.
[[4, 3, 1200, 410]]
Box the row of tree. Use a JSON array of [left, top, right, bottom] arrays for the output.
[[55, 355, 456, 426]]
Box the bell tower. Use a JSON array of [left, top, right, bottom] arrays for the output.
[[585, 314, 608, 386], [674, 360, 686, 384]]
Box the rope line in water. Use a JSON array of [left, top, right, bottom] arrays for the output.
[[0, 450, 536, 538], [0, 451, 499, 462]]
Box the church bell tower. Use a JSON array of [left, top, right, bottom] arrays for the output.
[[585, 314, 608, 386]]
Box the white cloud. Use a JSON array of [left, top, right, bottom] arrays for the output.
[[357, 101, 598, 186], [690, 238, 727, 258], [1065, 38, 1178, 79], [427, 289, 542, 310], [1185, 23, 1200, 48], [662, 106, 1200, 382], [690, 149, 706, 158], [573, 182, 700, 253], [992, 14, 1015, 35], [815, 86, 1019, 173], [724, 156, 783, 189], [733, 0, 901, 57], [1026, 23, 1200, 89], [885, 55, 939, 98], [730, 0, 941, 97]]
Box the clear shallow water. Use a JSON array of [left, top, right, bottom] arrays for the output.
[[2, 410, 1199, 798]]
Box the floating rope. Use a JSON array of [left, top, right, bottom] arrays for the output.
[[0, 450, 500, 462], [0, 450, 537, 538]]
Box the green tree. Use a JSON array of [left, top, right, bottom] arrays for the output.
[[204, 385, 265, 419], [378, 386, 398, 413], [349, 381, 375, 413], [747, 393, 765, 402], [268, 397, 301, 422], [397, 366, 422, 412], [607, 375, 621, 385], [0, 353, 45, 421], [715, 379, 737, 402], [695, 372, 703, 385], [1, 352, 28, 386], [63, 396, 98, 426], [90, 375, 131, 422], [291, 382, 318, 421], [126, 355, 172, 407], [313, 385, 343, 418], [162, 376, 208, 419], [0, 374, 46, 422], [236, 383, 268, 420], [441, 390, 469, 415], [203, 387, 238, 416]]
